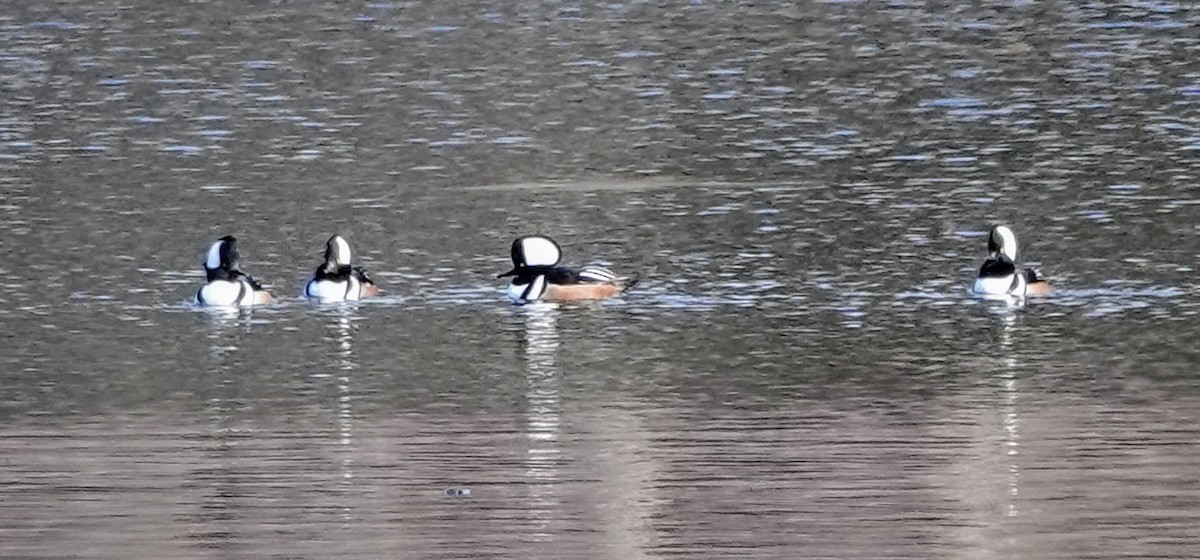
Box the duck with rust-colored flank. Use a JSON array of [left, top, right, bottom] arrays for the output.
[[498, 235, 638, 304], [304, 234, 380, 302], [195, 235, 274, 307], [973, 225, 1052, 298]]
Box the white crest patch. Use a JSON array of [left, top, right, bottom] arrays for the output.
[[994, 225, 1018, 260], [205, 240, 224, 270], [333, 235, 352, 266], [521, 236, 561, 266]]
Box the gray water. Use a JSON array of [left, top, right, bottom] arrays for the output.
[[4, 1, 1200, 558]]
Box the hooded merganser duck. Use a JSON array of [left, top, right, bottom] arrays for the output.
[[498, 235, 637, 304], [304, 234, 380, 302], [195, 235, 274, 307], [973, 225, 1052, 297]]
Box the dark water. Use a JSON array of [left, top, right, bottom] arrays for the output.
[[4, 1, 1200, 558]]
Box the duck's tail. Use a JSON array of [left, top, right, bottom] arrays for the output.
[[619, 271, 641, 292]]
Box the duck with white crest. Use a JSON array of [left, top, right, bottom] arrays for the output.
[[195, 235, 274, 307], [304, 234, 381, 302], [973, 225, 1052, 298], [498, 235, 638, 304]]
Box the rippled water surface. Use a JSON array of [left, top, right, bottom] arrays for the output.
[[4, 1, 1200, 558]]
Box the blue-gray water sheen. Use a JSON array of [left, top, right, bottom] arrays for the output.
[[3, 1, 1200, 558]]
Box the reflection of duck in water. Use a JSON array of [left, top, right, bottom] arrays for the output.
[[522, 304, 561, 436], [196, 305, 253, 538], [304, 235, 381, 303], [519, 304, 562, 526], [498, 235, 638, 304], [196, 236, 274, 307], [319, 307, 359, 495], [202, 304, 253, 359], [973, 225, 1052, 298], [997, 313, 1021, 517]]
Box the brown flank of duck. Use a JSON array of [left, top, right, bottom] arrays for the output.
[[543, 280, 631, 302], [359, 282, 381, 298], [1025, 280, 1053, 297]]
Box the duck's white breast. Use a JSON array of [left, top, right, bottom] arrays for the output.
[[507, 281, 529, 302], [305, 278, 360, 302], [198, 280, 250, 307], [973, 275, 1024, 296], [507, 277, 549, 302]]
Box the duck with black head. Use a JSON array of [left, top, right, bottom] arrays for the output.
[[304, 234, 380, 303], [498, 235, 638, 304], [973, 225, 1052, 298], [195, 235, 274, 307]]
